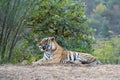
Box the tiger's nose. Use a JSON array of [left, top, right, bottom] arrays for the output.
[[42, 46, 46, 50], [39, 46, 42, 49]]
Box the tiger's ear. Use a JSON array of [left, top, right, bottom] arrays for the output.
[[50, 37, 55, 40]]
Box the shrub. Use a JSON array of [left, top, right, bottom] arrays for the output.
[[25, 0, 94, 55], [93, 36, 120, 64]]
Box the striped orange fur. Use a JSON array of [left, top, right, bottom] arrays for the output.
[[32, 37, 100, 65]]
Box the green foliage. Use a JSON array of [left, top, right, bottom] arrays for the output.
[[86, 0, 120, 38], [27, 0, 87, 36], [93, 36, 120, 64], [93, 3, 106, 14], [88, 3, 111, 38], [107, 0, 120, 8], [0, 0, 35, 63], [2, 40, 42, 64], [25, 0, 94, 55]]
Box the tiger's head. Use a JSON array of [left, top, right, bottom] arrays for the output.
[[38, 37, 56, 52]]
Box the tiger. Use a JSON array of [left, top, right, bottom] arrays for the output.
[[32, 37, 101, 65]]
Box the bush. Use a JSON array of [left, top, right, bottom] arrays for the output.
[[25, 0, 94, 55], [93, 36, 120, 64], [6, 40, 42, 64]]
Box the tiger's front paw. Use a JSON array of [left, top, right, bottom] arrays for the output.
[[32, 61, 42, 66]]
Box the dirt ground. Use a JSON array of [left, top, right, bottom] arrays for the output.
[[0, 64, 120, 80]]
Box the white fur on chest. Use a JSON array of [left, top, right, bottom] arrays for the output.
[[44, 51, 53, 59]]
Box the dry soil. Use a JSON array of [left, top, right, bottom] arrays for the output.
[[0, 64, 120, 80]]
